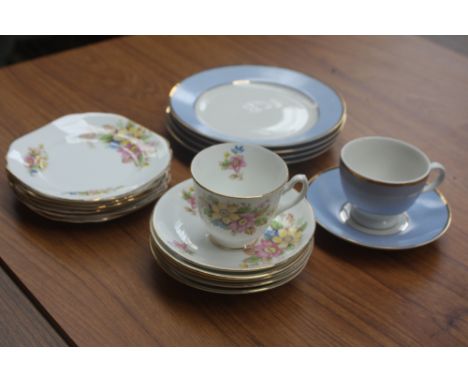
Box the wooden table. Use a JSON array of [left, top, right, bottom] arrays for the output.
[[1, 36, 468, 346]]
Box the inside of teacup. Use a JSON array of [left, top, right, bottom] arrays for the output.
[[191, 143, 288, 197], [341, 137, 430, 183]]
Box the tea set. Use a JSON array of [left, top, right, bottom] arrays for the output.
[[5, 65, 451, 293], [308, 137, 449, 250]]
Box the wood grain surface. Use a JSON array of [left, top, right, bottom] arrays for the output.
[[0, 36, 467, 346], [0, 265, 67, 346]]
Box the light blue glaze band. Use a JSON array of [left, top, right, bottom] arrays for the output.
[[307, 168, 450, 250], [169, 65, 344, 147], [339, 163, 426, 215]]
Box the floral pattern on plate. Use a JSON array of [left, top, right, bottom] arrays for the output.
[[200, 196, 273, 235], [63, 186, 125, 197], [241, 213, 307, 268], [152, 179, 315, 272], [182, 186, 197, 215], [219, 145, 246, 180], [24, 144, 48, 175], [79, 120, 157, 168], [171, 240, 194, 255]]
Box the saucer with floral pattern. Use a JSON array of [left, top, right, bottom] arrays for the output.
[[151, 179, 316, 272]]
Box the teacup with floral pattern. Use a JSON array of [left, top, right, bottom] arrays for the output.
[[191, 143, 308, 248]]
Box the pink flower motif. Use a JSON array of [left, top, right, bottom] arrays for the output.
[[229, 213, 255, 234], [188, 196, 196, 210], [24, 144, 48, 175], [182, 187, 197, 214], [172, 240, 194, 254], [25, 156, 35, 166], [229, 155, 246, 173], [253, 239, 283, 259], [117, 147, 133, 163]]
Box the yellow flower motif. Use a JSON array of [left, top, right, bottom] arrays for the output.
[[272, 227, 302, 249], [211, 202, 240, 224], [37, 158, 47, 170], [125, 125, 146, 139]]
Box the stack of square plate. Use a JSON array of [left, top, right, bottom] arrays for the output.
[[165, 65, 346, 164], [6, 113, 172, 223], [149, 179, 316, 294]]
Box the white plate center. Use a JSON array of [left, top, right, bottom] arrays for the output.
[[195, 82, 319, 139]]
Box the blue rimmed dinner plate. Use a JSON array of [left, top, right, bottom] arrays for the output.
[[169, 65, 345, 148]]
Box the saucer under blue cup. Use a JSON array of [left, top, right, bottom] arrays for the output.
[[306, 167, 451, 250]]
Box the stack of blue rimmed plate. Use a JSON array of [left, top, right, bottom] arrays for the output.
[[165, 65, 346, 164]]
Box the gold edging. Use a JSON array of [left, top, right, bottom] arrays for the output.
[[150, 234, 312, 285], [191, 174, 288, 200], [5, 123, 173, 204], [340, 158, 429, 188], [149, 237, 311, 294], [6, 167, 171, 207], [165, 120, 200, 153], [167, 111, 344, 155], [5, 153, 172, 205], [170, 103, 347, 151], [308, 167, 452, 250], [167, 66, 348, 149], [149, 205, 314, 276], [15, 184, 167, 223], [149, 190, 316, 274], [166, 118, 335, 165], [9, 174, 169, 213], [168, 83, 180, 98], [190, 144, 290, 200], [165, 115, 339, 163]]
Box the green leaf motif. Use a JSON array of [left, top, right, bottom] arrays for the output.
[[99, 133, 114, 143], [255, 216, 267, 226], [270, 220, 283, 230], [219, 159, 230, 169], [298, 221, 308, 232]]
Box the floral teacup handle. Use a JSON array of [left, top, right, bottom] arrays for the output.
[[275, 174, 309, 215]]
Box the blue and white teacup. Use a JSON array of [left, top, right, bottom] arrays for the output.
[[339, 136, 445, 231], [191, 143, 308, 248]]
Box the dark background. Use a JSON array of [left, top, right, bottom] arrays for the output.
[[0, 36, 467, 68], [0, 36, 116, 67]]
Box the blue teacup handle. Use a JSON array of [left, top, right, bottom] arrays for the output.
[[422, 162, 445, 193], [275, 174, 309, 215]]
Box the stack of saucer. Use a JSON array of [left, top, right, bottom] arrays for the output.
[[6, 112, 172, 223], [149, 179, 316, 294], [165, 65, 346, 164]]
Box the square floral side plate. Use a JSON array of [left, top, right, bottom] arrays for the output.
[[6, 113, 171, 201]]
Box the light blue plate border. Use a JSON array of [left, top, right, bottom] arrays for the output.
[[169, 65, 345, 148], [306, 167, 451, 250]]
